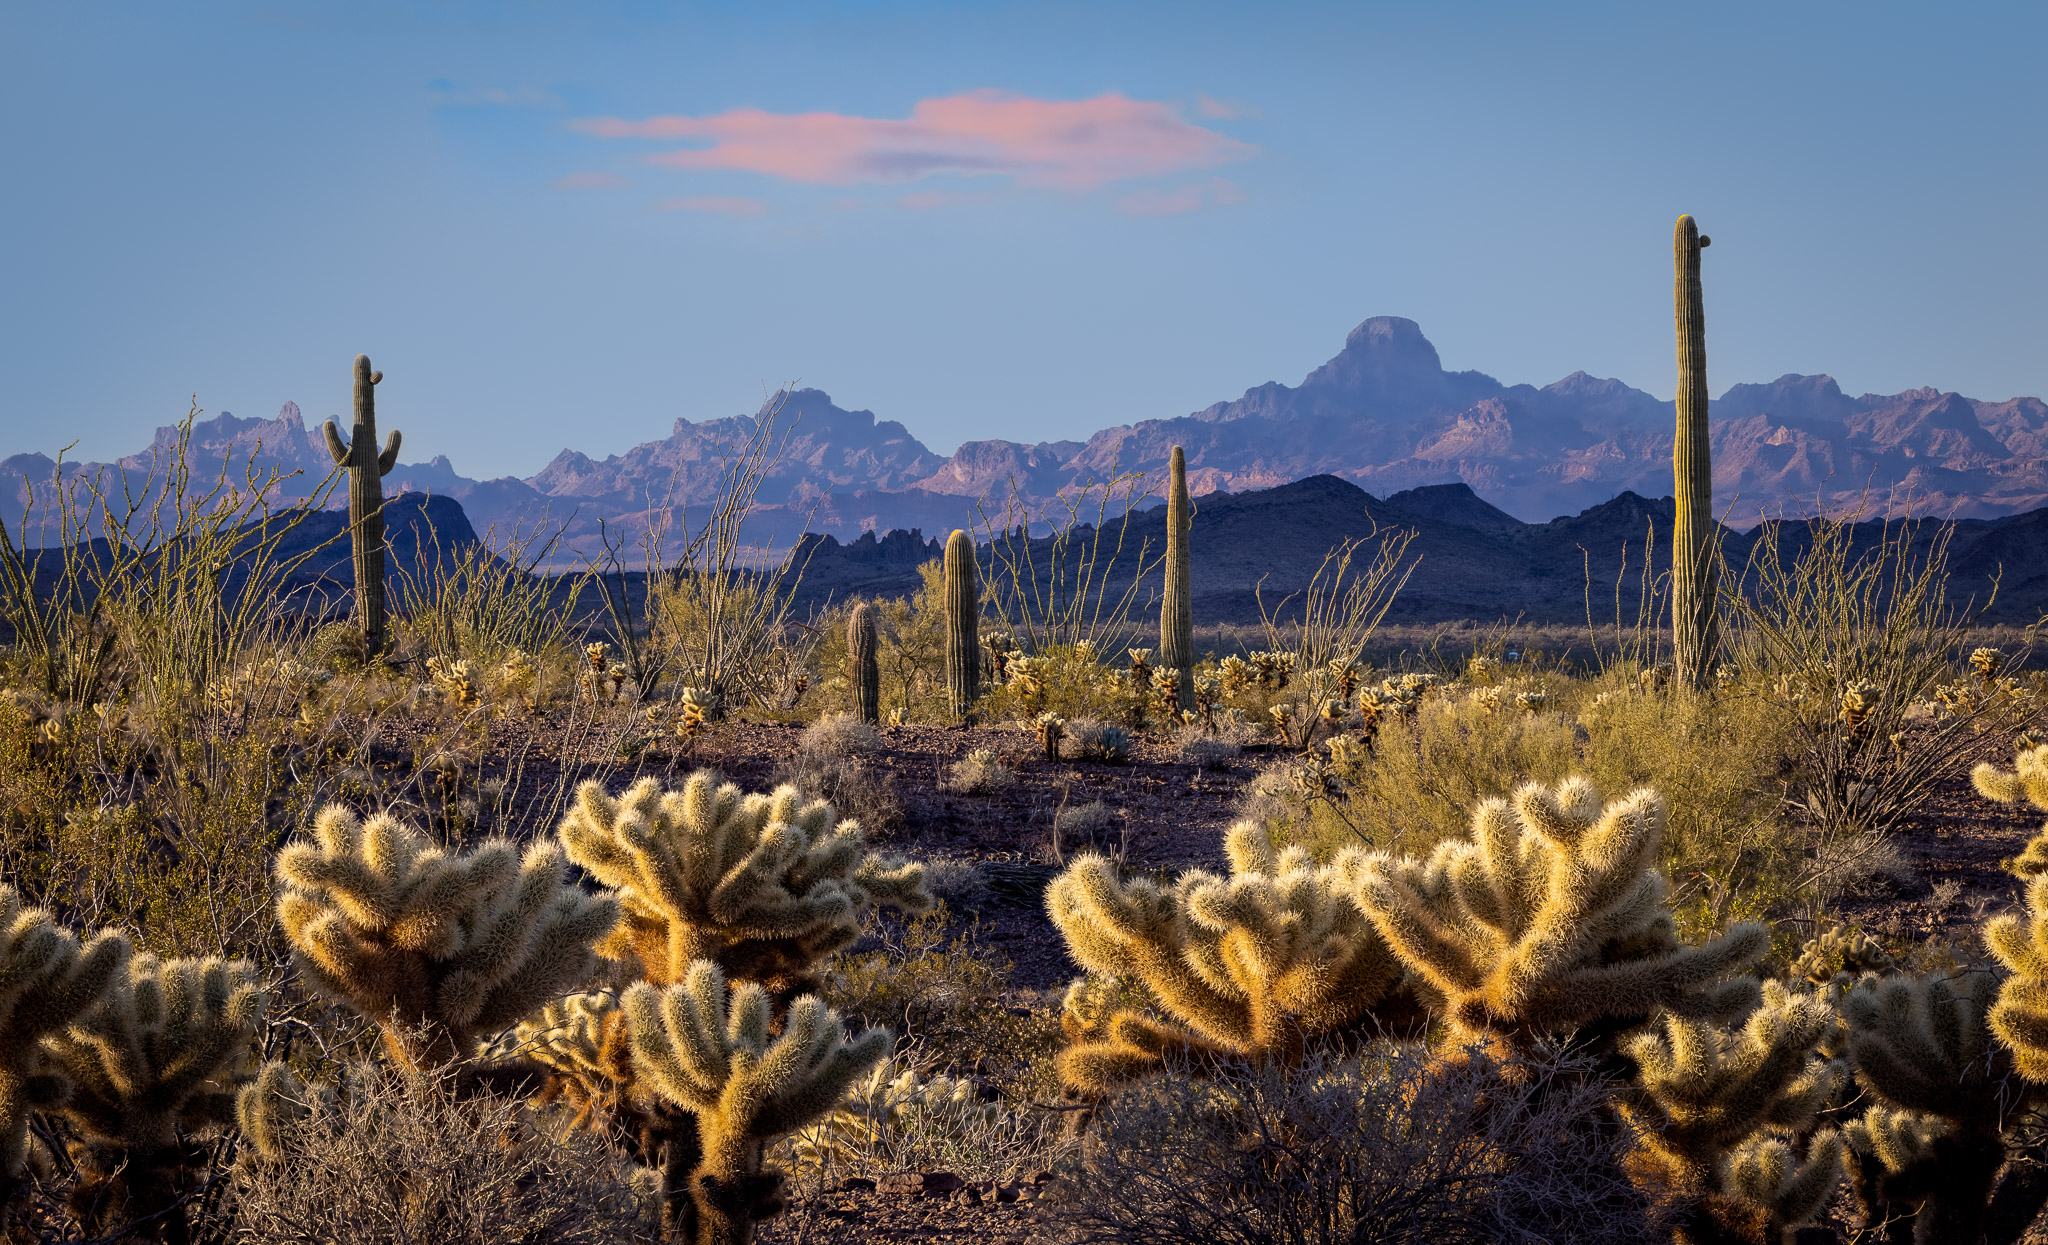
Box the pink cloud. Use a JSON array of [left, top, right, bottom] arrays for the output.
[[572, 89, 1255, 190], [1196, 94, 1242, 120], [657, 196, 770, 218], [898, 190, 993, 211], [551, 171, 627, 190], [1116, 177, 1247, 218]]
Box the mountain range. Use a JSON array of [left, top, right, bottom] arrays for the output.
[[7, 316, 2044, 561]]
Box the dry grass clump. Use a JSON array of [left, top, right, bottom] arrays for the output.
[[916, 857, 990, 909], [796, 710, 882, 760], [231, 1060, 652, 1245], [1053, 799, 1116, 840], [1052, 1043, 1654, 1245], [943, 747, 1015, 794], [772, 747, 904, 839], [1059, 717, 1132, 762]]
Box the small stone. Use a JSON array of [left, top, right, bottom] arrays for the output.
[[879, 1170, 964, 1197], [952, 1186, 984, 1207], [993, 1184, 1021, 1203]]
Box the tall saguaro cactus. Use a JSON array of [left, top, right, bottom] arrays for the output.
[[323, 354, 402, 656], [1159, 446, 1195, 712], [943, 530, 979, 721], [1672, 216, 1719, 691], [847, 602, 880, 725]]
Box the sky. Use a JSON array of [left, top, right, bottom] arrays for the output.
[[2, 0, 2044, 480]]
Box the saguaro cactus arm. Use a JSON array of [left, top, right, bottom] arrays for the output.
[[276, 804, 617, 1068]]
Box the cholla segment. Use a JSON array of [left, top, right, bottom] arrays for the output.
[[0, 886, 129, 1185]]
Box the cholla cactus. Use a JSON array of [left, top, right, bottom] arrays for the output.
[[1218, 654, 1250, 697], [790, 1059, 997, 1178], [1469, 686, 1504, 715], [1344, 778, 1767, 1055], [1971, 647, 2007, 687], [235, 1060, 320, 1163], [556, 774, 930, 999], [1046, 822, 1405, 1094], [1790, 923, 1894, 987], [1841, 1103, 1950, 1235], [1627, 981, 1839, 1180], [1125, 648, 1153, 689], [427, 655, 481, 709], [1267, 701, 1295, 746], [42, 954, 263, 1237], [491, 991, 639, 1136], [1842, 971, 2013, 1242], [1641, 662, 1676, 693], [1329, 660, 1361, 702], [1838, 680, 1883, 736], [0, 888, 128, 1209], [1975, 744, 2048, 828], [1036, 711, 1065, 761], [497, 648, 539, 707], [1149, 667, 1182, 724], [276, 805, 618, 1069], [1719, 1132, 1847, 1239], [625, 962, 889, 1245], [1513, 689, 1547, 715], [1466, 655, 1500, 686]]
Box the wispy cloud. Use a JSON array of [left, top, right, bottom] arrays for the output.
[[551, 171, 627, 190], [1116, 177, 1246, 218], [657, 195, 771, 218], [1195, 94, 1246, 120], [898, 190, 993, 211], [572, 89, 1255, 190]]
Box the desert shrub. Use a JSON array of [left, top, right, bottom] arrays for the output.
[[230, 1061, 649, 1245], [826, 907, 1061, 1096], [918, 857, 990, 908], [773, 751, 903, 838], [943, 748, 1015, 794], [1177, 732, 1241, 768], [781, 1059, 1071, 1191], [1052, 799, 1116, 843], [1052, 1043, 1654, 1245], [796, 710, 881, 759], [978, 641, 1144, 727], [1059, 717, 1132, 762]]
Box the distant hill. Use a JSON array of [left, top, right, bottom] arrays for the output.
[[8, 317, 2045, 563]]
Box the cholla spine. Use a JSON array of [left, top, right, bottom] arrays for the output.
[[555, 773, 930, 997], [624, 961, 888, 1245], [943, 530, 979, 721], [1344, 777, 1767, 1053], [847, 603, 880, 726], [1672, 216, 1719, 691], [275, 804, 618, 1068], [322, 354, 402, 656], [1046, 820, 1404, 1093], [1159, 446, 1195, 712]]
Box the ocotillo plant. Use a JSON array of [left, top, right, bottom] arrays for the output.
[[625, 962, 889, 1245], [322, 354, 403, 656], [1047, 820, 1406, 1095], [1159, 445, 1195, 713], [0, 887, 128, 1220], [846, 602, 879, 726], [275, 805, 618, 1069], [1344, 777, 1767, 1056], [42, 954, 264, 1241], [555, 773, 931, 1000], [943, 529, 979, 721], [1672, 216, 1720, 691]]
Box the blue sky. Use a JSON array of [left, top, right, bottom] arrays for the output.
[[3, 1, 2043, 479]]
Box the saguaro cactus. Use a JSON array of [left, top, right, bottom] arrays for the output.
[[1672, 216, 1719, 691], [943, 529, 979, 721], [846, 603, 879, 726], [322, 354, 403, 656], [1159, 446, 1195, 712]]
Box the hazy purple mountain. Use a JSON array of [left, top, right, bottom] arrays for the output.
[[9, 317, 2045, 557]]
